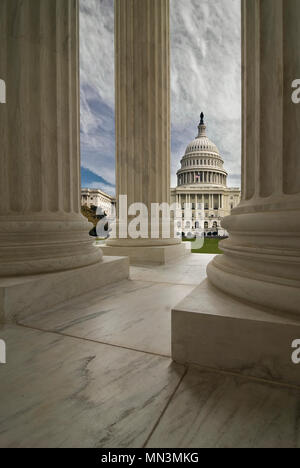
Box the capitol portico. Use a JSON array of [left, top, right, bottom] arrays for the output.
[[171, 114, 240, 236], [81, 188, 116, 216]]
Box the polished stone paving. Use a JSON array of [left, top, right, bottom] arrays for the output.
[[19, 280, 194, 357], [147, 368, 300, 448], [1, 254, 300, 448]]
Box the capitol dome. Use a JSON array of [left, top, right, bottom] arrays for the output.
[[177, 113, 228, 187]]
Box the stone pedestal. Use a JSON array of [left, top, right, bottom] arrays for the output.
[[172, 280, 300, 387], [0, 257, 129, 323], [172, 0, 300, 385], [102, 242, 189, 266], [105, 0, 187, 265], [0, 0, 128, 320]]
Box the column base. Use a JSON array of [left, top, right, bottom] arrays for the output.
[[0, 216, 103, 277], [0, 256, 129, 323], [210, 210, 300, 315], [172, 279, 300, 386], [101, 242, 190, 265]]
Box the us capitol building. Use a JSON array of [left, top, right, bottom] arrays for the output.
[[171, 114, 241, 237]]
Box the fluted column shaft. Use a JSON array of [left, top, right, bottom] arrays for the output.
[[241, 0, 300, 208], [0, 0, 102, 276], [109, 0, 179, 247], [116, 0, 170, 207], [207, 0, 300, 315]]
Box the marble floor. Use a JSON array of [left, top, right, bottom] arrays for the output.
[[1, 254, 300, 448]]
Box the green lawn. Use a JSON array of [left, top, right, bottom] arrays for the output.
[[183, 237, 224, 254]]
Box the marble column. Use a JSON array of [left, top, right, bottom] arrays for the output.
[[0, 0, 103, 277], [104, 0, 187, 264], [207, 0, 300, 315], [0, 0, 129, 321]]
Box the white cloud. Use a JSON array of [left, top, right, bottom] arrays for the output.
[[80, 0, 114, 108], [87, 182, 116, 196]]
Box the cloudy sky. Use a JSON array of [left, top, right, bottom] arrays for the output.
[[80, 0, 241, 195]]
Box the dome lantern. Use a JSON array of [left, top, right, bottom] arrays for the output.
[[197, 112, 207, 138]]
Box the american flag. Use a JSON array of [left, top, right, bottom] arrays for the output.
[[195, 173, 201, 180]]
